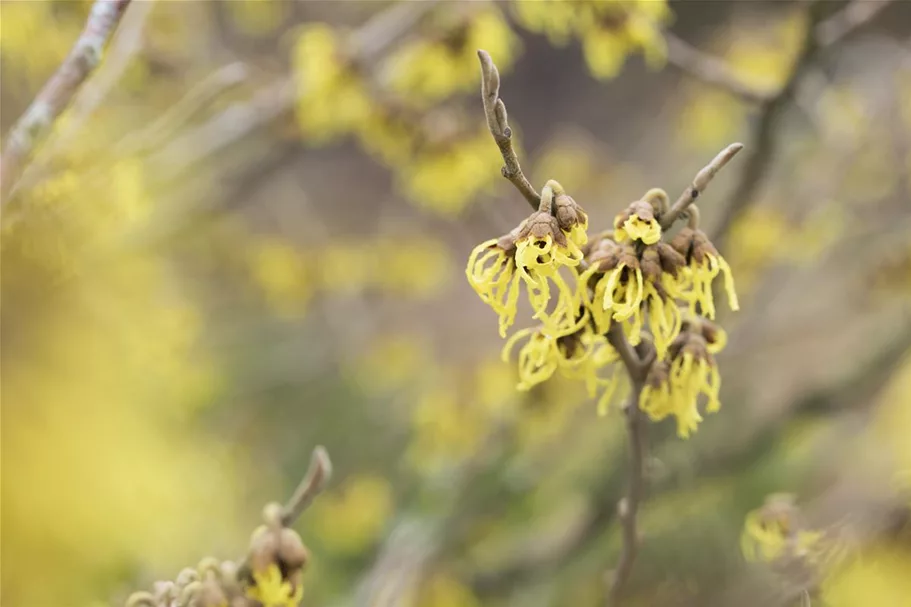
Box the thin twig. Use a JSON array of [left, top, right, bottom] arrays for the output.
[[660, 142, 745, 231], [280, 445, 333, 527], [115, 62, 249, 158], [477, 49, 540, 209], [0, 0, 134, 207]]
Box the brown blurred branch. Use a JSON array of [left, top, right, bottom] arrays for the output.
[[666, 0, 895, 106], [0, 0, 134, 207], [712, 0, 896, 244], [477, 50, 540, 209], [664, 34, 775, 104]]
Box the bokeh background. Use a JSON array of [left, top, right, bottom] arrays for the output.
[[2, 1, 910, 606]]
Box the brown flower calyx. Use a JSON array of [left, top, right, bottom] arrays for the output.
[[645, 360, 670, 389], [495, 225, 522, 253], [679, 315, 724, 349], [516, 210, 569, 248], [615, 199, 658, 230], [668, 329, 713, 365]]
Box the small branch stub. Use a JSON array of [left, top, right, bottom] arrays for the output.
[[282, 445, 332, 527]]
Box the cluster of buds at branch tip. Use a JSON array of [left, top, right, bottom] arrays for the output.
[[125, 447, 331, 607]]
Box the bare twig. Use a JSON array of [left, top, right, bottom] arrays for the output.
[[660, 142, 744, 231], [0, 0, 134, 207], [816, 0, 895, 48], [280, 446, 333, 527], [477, 50, 540, 209]]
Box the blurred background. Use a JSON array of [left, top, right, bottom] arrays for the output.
[[2, 1, 910, 606]]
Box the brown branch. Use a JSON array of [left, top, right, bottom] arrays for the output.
[[0, 0, 134, 207], [477, 50, 541, 210], [605, 392, 646, 606], [602, 326, 653, 605], [660, 143, 745, 231]]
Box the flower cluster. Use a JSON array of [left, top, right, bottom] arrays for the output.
[[511, 0, 670, 80], [467, 178, 740, 436]]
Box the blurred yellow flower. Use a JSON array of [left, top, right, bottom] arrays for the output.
[[417, 572, 481, 607], [400, 132, 502, 216], [387, 7, 520, 105], [248, 237, 311, 318], [294, 24, 372, 143]]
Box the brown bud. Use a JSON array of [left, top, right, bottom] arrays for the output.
[[554, 192, 588, 233], [196, 580, 229, 607], [248, 526, 280, 574], [700, 319, 721, 345], [278, 528, 310, 571], [640, 247, 662, 282]]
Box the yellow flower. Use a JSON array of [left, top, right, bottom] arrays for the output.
[[246, 564, 303, 607], [466, 234, 521, 337], [671, 226, 739, 319], [467, 190, 589, 337], [614, 199, 662, 245], [248, 238, 310, 318], [387, 7, 519, 105]]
